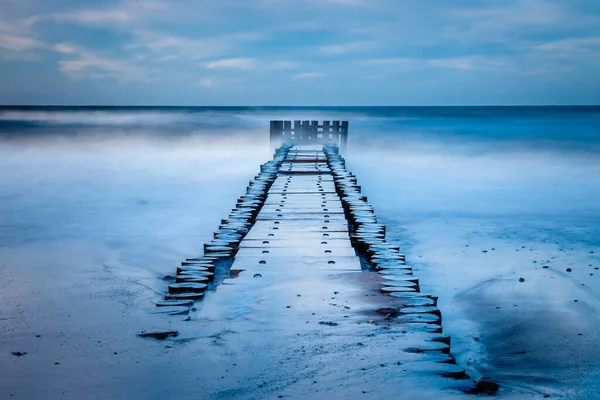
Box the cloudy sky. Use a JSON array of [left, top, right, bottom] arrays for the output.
[[1, 0, 599, 105]]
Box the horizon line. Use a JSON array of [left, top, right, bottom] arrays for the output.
[[1, 104, 599, 108]]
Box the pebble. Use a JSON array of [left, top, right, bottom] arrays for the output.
[[319, 321, 339, 326], [468, 378, 499, 394]]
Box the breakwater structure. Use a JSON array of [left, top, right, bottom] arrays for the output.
[[147, 120, 497, 395]]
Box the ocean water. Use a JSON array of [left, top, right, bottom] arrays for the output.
[[1, 106, 600, 399]]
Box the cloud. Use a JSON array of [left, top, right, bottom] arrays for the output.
[[57, 9, 133, 24], [126, 32, 227, 62], [1, 0, 600, 104], [318, 41, 376, 55], [293, 72, 324, 79], [197, 78, 214, 87], [0, 34, 43, 51], [57, 46, 150, 82], [361, 58, 412, 66], [28, 1, 176, 28], [204, 58, 256, 70], [534, 37, 600, 55], [270, 60, 297, 69], [53, 43, 77, 54]]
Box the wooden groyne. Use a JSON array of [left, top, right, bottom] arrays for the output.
[[152, 121, 482, 389]]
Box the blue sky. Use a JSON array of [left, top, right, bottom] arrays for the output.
[[1, 0, 599, 105]]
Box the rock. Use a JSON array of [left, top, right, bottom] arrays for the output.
[[375, 308, 398, 317], [318, 321, 338, 326], [468, 378, 499, 394], [138, 330, 178, 340], [519, 277, 525, 282], [566, 268, 572, 272], [12, 352, 27, 357]]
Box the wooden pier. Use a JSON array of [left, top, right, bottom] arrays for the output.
[[153, 121, 475, 391]]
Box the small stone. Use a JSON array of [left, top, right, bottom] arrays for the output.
[[519, 278, 525, 282], [566, 268, 572, 272], [12, 352, 27, 357], [468, 378, 499, 394], [543, 266, 549, 269], [138, 330, 178, 340], [319, 321, 339, 326], [376, 308, 398, 317]]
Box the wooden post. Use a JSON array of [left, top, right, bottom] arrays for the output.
[[341, 121, 348, 154]]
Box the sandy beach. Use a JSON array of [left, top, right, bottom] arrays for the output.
[[2, 107, 600, 399]]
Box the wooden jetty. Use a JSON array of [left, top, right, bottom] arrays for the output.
[[155, 120, 473, 387]]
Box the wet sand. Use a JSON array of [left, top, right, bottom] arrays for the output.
[[2, 107, 600, 399], [1, 233, 471, 400]]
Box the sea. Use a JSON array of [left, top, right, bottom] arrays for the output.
[[1, 106, 600, 399]]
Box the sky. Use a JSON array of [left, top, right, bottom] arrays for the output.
[[0, 0, 599, 106]]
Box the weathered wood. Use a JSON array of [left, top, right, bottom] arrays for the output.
[[152, 124, 469, 386]]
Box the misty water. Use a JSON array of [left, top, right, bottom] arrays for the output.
[[1, 106, 600, 399]]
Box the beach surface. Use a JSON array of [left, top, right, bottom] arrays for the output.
[[1, 106, 600, 399]]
